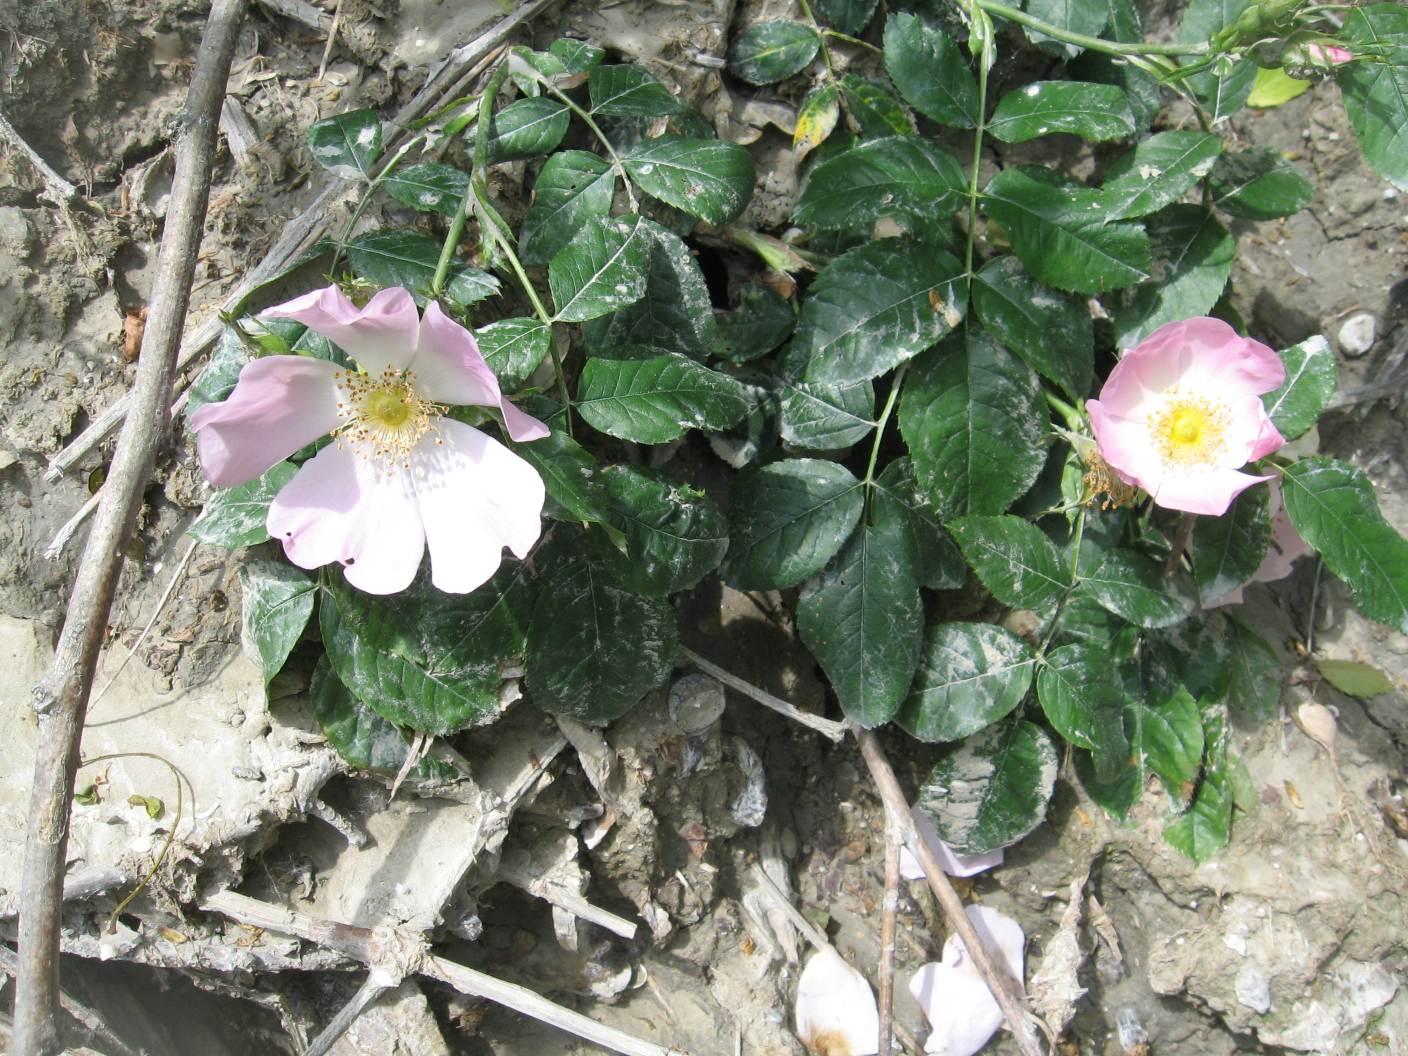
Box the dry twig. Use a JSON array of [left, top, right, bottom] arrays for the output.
[[678, 645, 848, 741], [877, 805, 901, 1056], [12, 4, 250, 1052], [0, 108, 81, 205], [303, 974, 392, 1056]]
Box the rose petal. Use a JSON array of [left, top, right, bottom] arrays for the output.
[[411, 418, 545, 594], [942, 906, 1025, 988], [413, 302, 550, 442], [795, 949, 880, 1056], [1147, 466, 1274, 516], [267, 443, 425, 595], [1114, 318, 1284, 407], [908, 963, 1002, 1056], [1086, 399, 1163, 487], [264, 286, 420, 375], [900, 809, 1004, 881], [191, 355, 341, 487]]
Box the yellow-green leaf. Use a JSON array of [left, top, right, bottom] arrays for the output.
[[795, 84, 840, 160], [1248, 66, 1311, 108], [1316, 658, 1394, 698]]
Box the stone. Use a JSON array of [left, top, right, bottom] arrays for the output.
[[1338, 312, 1377, 357]]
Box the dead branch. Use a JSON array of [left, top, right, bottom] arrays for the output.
[[877, 805, 901, 1056], [11, 3, 250, 1053], [303, 974, 392, 1056], [0, 109, 81, 206], [678, 645, 848, 741]]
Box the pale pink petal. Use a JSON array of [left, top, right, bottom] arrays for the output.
[[1147, 467, 1273, 516], [796, 949, 880, 1056], [1246, 413, 1286, 462], [908, 963, 1002, 1056], [191, 355, 341, 487], [901, 809, 1004, 881], [1087, 400, 1163, 487], [1117, 319, 1284, 403], [412, 303, 550, 442], [267, 443, 425, 595], [942, 906, 1025, 988], [411, 418, 545, 594], [1254, 495, 1309, 584], [264, 286, 420, 375], [1308, 43, 1352, 65]]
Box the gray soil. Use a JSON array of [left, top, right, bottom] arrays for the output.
[[0, 1, 1405, 1054]]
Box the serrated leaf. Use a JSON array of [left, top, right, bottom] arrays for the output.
[[320, 569, 531, 736], [240, 560, 314, 687], [1100, 130, 1224, 220], [897, 622, 1036, 742], [1193, 486, 1271, 603], [525, 549, 678, 723], [779, 380, 875, 449], [949, 514, 1069, 610], [784, 239, 968, 385], [577, 353, 748, 443], [189, 462, 297, 547], [549, 214, 649, 323], [550, 37, 605, 74], [584, 217, 721, 359], [1225, 615, 1281, 720], [1139, 687, 1204, 807], [899, 330, 1046, 520], [728, 20, 821, 84], [873, 459, 966, 590], [917, 719, 1059, 854], [476, 317, 552, 392], [1339, 4, 1408, 192], [1112, 205, 1234, 347], [1163, 762, 1232, 863], [486, 97, 570, 162], [818, 0, 879, 34], [515, 423, 609, 524], [983, 166, 1151, 294], [794, 84, 842, 159], [1316, 658, 1395, 698], [883, 13, 979, 128], [971, 255, 1093, 400], [723, 458, 865, 589], [1209, 148, 1314, 220], [621, 136, 755, 226], [1263, 335, 1336, 440], [518, 150, 616, 267], [840, 74, 914, 137], [988, 82, 1135, 143], [1179, 0, 1255, 119], [1038, 643, 1130, 774], [598, 465, 728, 596], [589, 65, 687, 117], [307, 108, 381, 180], [1248, 65, 1311, 108], [383, 162, 469, 216], [796, 136, 966, 230], [346, 230, 499, 307], [1280, 458, 1408, 634], [798, 504, 923, 727], [1079, 547, 1196, 628], [1021, 0, 1111, 57], [312, 660, 460, 781], [717, 286, 796, 364]]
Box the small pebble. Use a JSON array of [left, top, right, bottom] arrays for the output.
[[1338, 312, 1377, 357]]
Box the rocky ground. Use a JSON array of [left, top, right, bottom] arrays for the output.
[[0, 0, 1405, 1054]]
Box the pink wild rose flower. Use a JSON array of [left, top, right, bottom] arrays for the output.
[[1307, 43, 1353, 66], [1086, 317, 1286, 516], [191, 285, 549, 595]]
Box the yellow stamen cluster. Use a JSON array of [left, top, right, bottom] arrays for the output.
[[334, 367, 441, 467], [1148, 394, 1230, 467]]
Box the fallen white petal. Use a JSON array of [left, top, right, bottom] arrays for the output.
[[909, 962, 1002, 1056], [901, 809, 1004, 880], [942, 905, 1025, 989], [795, 948, 880, 1056]]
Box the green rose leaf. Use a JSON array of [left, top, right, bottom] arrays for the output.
[[1099, 130, 1224, 220], [320, 569, 532, 736], [883, 13, 979, 128], [1038, 643, 1130, 775], [971, 255, 1093, 400], [727, 20, 821, 84], [1263, 335, 1336, 440], [723, 458, 865, 589], [983, 166, 1151, 294], [383, 162, 469, 216], [987, 82, 1135, 143], [794, 83, 843, 159], [519, 150, 617, 267], [818, 0, 879, 34], [598, 465, 729, 596], [1280, 458, 1408, 634], [1139, 687, 1204, 807], [949, 514, 1069, 610], [307, 108, 381, 180], [550, 37, 605, 73], [1209, 148, 1315, 220], [187, 324, 250, 419], [1112, 205, 1234, 347], [1225, 616, 1282, 720], [486, 97, 570, 162], [1340, 3, 1408, 192], [783, 239, 968, 386], [1021, 0, 1111, 57], [717, 286, 796, 364], [779, 380, 876, 450], [1079, 547, 1196, 629], [1163, 761, 1233, 864], [525, 549, 678, 723], [515, 423, 609, 525], [312, 660, 461, 782], [899, 330, 1046, 519], [797, 502, 924, 727], [621, 136, 755, 226], [190, 462, 297, 548], [239, 560, 315, 687], [577, 353, 750, 443], [346, 230, 499, 308], [549, 214, 650, 323], [897, 622, 1037, 743], [1192, 486, 1271, 604], [917, 719, 1059, 854], [476, 318, 552, 392], [1178, 0, 1255, 120], [840, 74, 915, 137], [873, 459, 966, 590], [588, 65, 687, 117], [796, 136, 967, 230], [1316, 658, 1395, 698]]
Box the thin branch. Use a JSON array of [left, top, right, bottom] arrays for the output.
[[0, 108, 81, 205], [877, 806, 901, 1056], [303, 974, 392, 1056], [12, 4, 250, 1053], [678, 645, 847, 742]]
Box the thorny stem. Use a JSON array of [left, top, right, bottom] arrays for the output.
[[976, 0, 1210, 56], [863, 362, 908, 488], [964, 50, 990, 279]]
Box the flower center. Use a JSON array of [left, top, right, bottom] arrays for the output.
[[1149, 394, 1230, 467], [335, 367, 440, 465]]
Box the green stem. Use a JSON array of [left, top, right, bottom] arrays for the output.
[[975, 0, 1210, 56], [822, 28, 883, 55], [1045, 390, 1084, 431], [964, 52, 990, 278], [534, 78, 640, 210], [863, 362, 909, 487], [799, 0, 837, 75], [328, 134, 423, 275]]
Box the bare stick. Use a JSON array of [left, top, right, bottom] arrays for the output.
[[303, 974, 391, 1056], [12, 4, 250, 1053], [254, 0, 332, 32], [678, 645, 847, 742], [0, 108, 80, 205], [503, 876, 638, 941], [750, 862, 830, 953], [878, 805, 901, 1056], [317, 0, 343, 81], [853, 728, 1044, 1056]]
